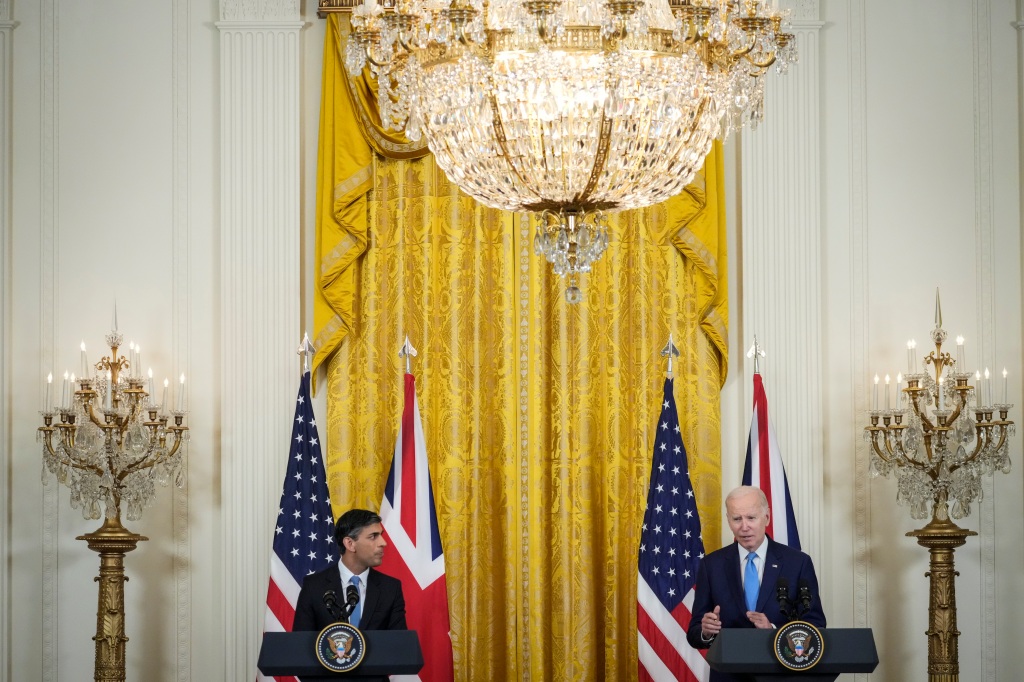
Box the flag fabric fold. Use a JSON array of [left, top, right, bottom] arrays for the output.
[[742, 372, 801, 549], [379, 373, 455, 682], [259, 371, 338, 682], [638, 378, 710, 682]]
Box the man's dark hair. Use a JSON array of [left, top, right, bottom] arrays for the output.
[[334, 509, 382, 552]]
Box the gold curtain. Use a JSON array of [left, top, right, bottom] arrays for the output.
[[313, 15, 728, 681]]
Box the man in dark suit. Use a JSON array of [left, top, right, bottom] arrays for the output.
[[687, 486, 826, 682], [293, 508, 407, 632]]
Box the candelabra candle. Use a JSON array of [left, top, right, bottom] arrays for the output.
[[956, 336, 965, 371], [895, 373, 903, 408], [1003, 368, 1008, 404], [148, 368, 154, 405], [61, 371, 69, 411], [907, 341, 914, 373], [44, 373, 52, 412], [873, 374, 879, 410], [885, 374, 891, 410], [80, 342, 89, 379], [68, 374, 76, 409], [985, 368, 992, 406], [938, 377, 944, 411], [162, 378, 169, 413], [177, 374, 186, 411], [104, 371, 113, 410]]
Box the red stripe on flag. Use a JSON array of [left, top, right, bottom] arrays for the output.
[[400, 373, 418, 542], [754, 374, 775, 539], [266, 578, 296, 632], [637, 601, 704, 682]]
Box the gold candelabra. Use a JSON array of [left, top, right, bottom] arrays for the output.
[[38, 324, 188, 682], [864, 293, 1013, 682]]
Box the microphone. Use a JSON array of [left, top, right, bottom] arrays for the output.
[[344, 584, 360, 623], [797, 579, 813, 615], [323, 590, 342, 621], [775, 577, 793, 622]]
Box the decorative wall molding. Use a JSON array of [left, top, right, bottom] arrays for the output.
[[0, 10, 14, 682], [785, 0, 820, 23], [846, 8, 870, 679], [220, 0, 300, 22], [739, 14, 824, 561], [218, 16, 304, 680], [971, 1, 997, 679], [39, 0, 60, 679], [171, 0, 193, 679]]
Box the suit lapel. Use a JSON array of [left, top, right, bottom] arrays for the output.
[[723, 542, 748, 614], [361, 569, 383, 629], [757, 539, 783, 612]]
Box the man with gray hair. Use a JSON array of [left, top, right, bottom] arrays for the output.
[[686, 486, 826, 681]]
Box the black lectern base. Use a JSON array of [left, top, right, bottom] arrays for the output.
[[708, 627, 877, 680], [749, 671, 835, 675]]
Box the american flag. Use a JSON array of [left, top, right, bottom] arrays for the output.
[[637, 378, 709, 682], [742, 372, 801, 549], [259, 371, 338, 682], [378, 372, 455, 682]]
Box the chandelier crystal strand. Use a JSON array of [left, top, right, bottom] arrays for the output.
[[38, 329, 189, 522], [337, 0, 796, 302]]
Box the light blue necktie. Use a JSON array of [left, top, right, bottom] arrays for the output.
[[349, 575, 362, 627], [744, 552, 759, 612]]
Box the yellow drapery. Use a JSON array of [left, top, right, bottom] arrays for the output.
[[313, 15, 728, 681]]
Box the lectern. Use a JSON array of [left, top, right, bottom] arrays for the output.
[[707, 628, 878, 682], [258, 630, 423, 680]]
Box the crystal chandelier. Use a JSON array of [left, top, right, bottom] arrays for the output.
[[38, 327, 189, 522], [326, 0, 797, 301]]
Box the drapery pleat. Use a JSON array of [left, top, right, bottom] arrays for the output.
[[313, 15, 728, 681]]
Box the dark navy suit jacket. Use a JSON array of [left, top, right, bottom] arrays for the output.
[[293, 563, 407, 632], [686, 538, 827, 682]]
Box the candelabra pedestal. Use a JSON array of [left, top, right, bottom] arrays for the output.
[[905, 505, 976, 682], [77, 517, 148, 682]]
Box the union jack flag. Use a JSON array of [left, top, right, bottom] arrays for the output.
[[742, 372, 801, 548], [378, 372, 455, 682], [637, 378, 709, 682]]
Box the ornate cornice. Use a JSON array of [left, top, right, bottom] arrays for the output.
[[220, 0, 300, 21]]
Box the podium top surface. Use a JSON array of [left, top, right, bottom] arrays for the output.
[[707, 628, 878, 674]]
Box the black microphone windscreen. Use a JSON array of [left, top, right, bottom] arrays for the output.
[[776, 577, 790, 589], [346, 584, 360, 606]]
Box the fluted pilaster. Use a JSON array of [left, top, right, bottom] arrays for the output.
[[217, 1, 304, 678], [739, 1, 824, 559]]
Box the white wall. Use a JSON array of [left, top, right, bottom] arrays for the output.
[[1, 1, 1022, 681]]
